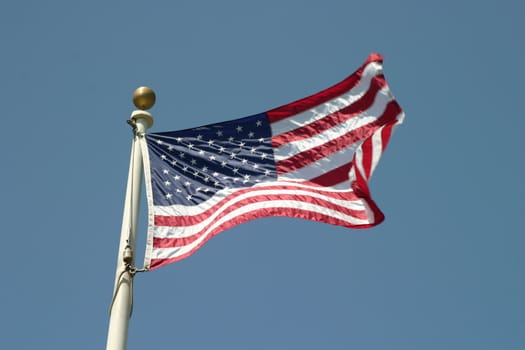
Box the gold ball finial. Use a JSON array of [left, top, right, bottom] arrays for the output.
[[133, 86, 156, 110]]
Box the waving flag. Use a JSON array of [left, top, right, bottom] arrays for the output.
[[142, 53, 404, 270]]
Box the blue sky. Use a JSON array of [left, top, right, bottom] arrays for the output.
[[1, 0, 523, 349]]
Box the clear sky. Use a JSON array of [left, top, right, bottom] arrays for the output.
[[1, 0, 523, 349]]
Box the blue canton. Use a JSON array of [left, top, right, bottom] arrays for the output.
[[146, 113, 277, 206]]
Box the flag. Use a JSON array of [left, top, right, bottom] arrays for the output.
[[142, 53, 404, 270]]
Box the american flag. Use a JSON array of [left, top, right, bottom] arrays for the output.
[[142, 53, 404, 270]]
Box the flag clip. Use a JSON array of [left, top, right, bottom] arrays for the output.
[[123, 244, 133, 265], [126, 118, 138, 135]]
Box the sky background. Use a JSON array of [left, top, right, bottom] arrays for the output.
[[1, 0, 523, 349]]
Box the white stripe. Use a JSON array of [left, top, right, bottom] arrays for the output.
[[153, 180, 352, 216], [140, 136, 156, 269], [348, 165, 356, 184], [270, 61, 383, 136], [357, 110, 405, 181], [396, 111, 405, 124], [276, 140, 362, 183], [153, 188, 367, 239], [369, 125, 385, 178], [331, 180, 350, 190], [151, 199, 372, 260], [273, 87, 392, 162], [354, 143, 365, 181]]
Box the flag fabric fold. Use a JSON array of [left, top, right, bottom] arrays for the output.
[[142, 53, 404, 270]]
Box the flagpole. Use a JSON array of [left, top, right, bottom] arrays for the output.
[[106, 87, 155, 350]]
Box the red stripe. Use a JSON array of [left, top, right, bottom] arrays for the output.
[[155, 188, 367, 229], [155, 183, 361, 227], [150, 255, 192, 269], [308, 113, 401, 188], [276, 101, 402, 175], [271, 76, 386, 149], [350, 153, 371, 198], [267, 53, 384, 123], [360, 136, 374, 180], [308, 162, 353, 187], [149, 199, 384, 270], [154, 203, 375, 249], [381, 122, 395, 152], [364, 113, 401, 179], [348, 161, 386, 228]]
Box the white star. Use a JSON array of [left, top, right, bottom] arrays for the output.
[[179, 152, 185, 158], [164, 180, 171, 186], [258, 138, 264, 143], [230, 152, 237, 159], [241, 158, 248, 164], [186, 194, 192, 200], [243, 174, 250, 181], [199, 150, 205, 155], [239, 141, 246, 147], [256, 120, 262, 127], [191, 159, 197, 165], [188, 143, 194, 150], [183, 166, 189, 172], [236, 125, 243, 132], [264, 169, 271, 176], [166, 193, 172, 199], [176, 137, 183, 143], [174, 175, 180, 180], [221, 161, 227, 167], [161, 154, 167, 160], [214, 181, 220, 187], [163, 169, 169, 175], [250, 147, 257, 154], [248, 132, 254, 138], [260, 153, 267, 159], [168, 145, 175, 151], [216, 130, 223, 137], [209, 155, 216, 161], [203, 188, 210, 193], [193, 170, 199, 176], [232, 168, 239, 174], [171, 160, 177, 166], [184, 181, 191, 186], [202, 166, 208, 172], [204, 176, 210, 183], [218, 146, 225, 153], [157, 140, 163, 144], [212, 172, 219, 177], [208, 139, 215, 146], [228, 136, 235, 142], [176, 189, 182, 193], [197, 134, 203, 140], [252, 164, 259, 169]]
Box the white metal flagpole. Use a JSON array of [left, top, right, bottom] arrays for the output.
[[106, 87, 155, 350]]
